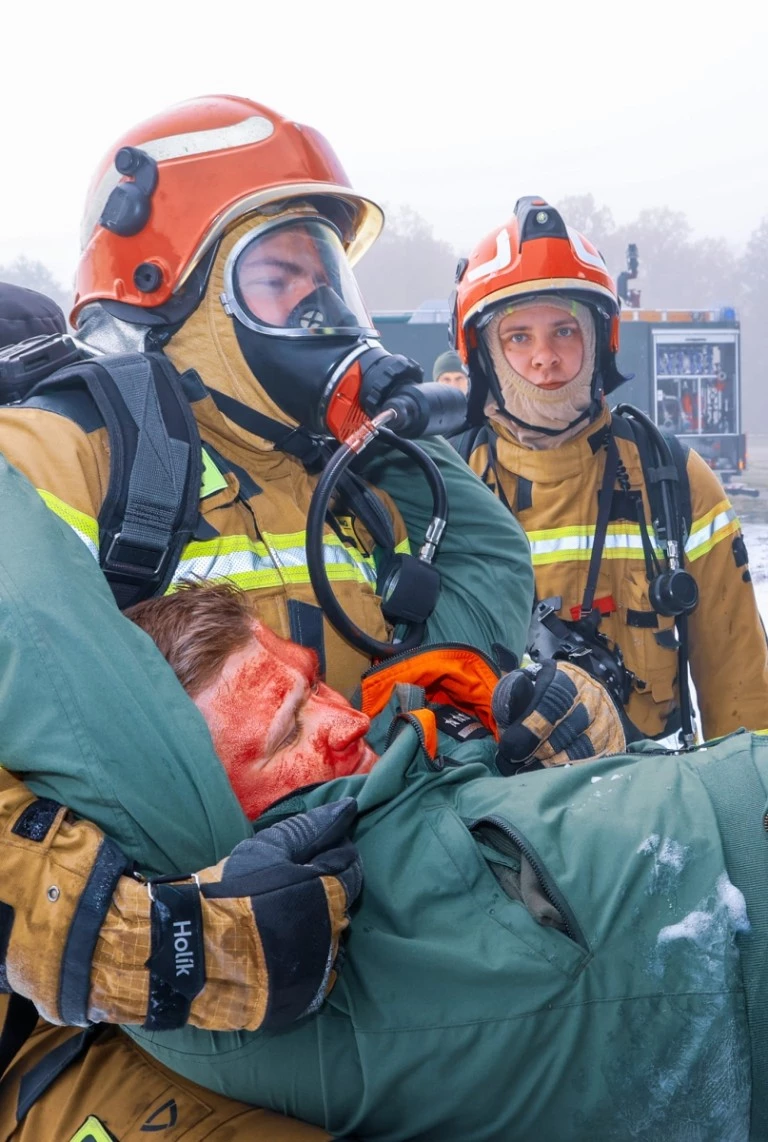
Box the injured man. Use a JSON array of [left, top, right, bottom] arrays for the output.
[[0, 452, 764, 1142]]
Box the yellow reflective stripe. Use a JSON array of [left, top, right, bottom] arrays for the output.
[[685, 502, 740, 562], [68, 1116, 115, 1142], [200, 447, 228, 498], [36, 490, 99, 560], [168, 530, 378, 593], [687, 498, 732, 538], [527, 522, 653, 543], [262, 530, 377, 581], [527, 522, 661, 566], [395, 537, 411, 555]]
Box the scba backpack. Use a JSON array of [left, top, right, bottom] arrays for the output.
[[0, 333, 202, 609]]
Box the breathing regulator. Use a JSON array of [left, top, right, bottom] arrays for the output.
[[305, 359, 467, 659]]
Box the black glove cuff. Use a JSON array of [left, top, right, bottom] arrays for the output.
[[256, 875, 335, 1030], [144, 880, 205, 1031]]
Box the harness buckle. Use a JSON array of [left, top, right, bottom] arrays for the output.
[[103, 532, 168, 579]]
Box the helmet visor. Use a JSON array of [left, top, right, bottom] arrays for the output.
[[223, 215, 375, 338]]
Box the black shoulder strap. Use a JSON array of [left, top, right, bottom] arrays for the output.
[[613, 410, 692, 554], [451, 423, 485, 465], [0, 994, 38, 1083], [662, 431, 692, 545], [23, 353, 202, 609]]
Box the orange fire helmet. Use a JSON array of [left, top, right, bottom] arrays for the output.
[[452, 197, 625, 422], [72, 94, 384, 326]]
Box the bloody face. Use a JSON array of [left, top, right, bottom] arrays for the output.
[[193, 621, 377, 819], [496, 303, 584, 390]]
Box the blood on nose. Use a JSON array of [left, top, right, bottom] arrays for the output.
[[324, 704, 370, 751]]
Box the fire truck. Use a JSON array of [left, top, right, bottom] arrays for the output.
[[616, 305, 744, 477], [373, 249, 746, 480]]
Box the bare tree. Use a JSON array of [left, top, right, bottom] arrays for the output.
[[354, 205, 458, 311], [0, 257, 72, 316]]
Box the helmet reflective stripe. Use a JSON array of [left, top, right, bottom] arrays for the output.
[[684, 502, 739, 562], [81, 116, 275, 249], [466, 229, 511, 283], [566, 227, 608, 271], [36, 490, 99, 560]]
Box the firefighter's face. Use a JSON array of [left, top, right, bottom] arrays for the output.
[[193, 623, 376, 819], [436, 370, 469, 394], [497, 304, 584, 389], [236, 227, 329, 327]]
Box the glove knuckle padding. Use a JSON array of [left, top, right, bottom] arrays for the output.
[[496, 661, 627, 769], [541, 662, 627, 764], [198, 799, 362, 1031]]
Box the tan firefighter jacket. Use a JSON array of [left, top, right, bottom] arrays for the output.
[[0, 386, 406, 700], [0, 215, 530, 698], [466, 405, 768, 740]]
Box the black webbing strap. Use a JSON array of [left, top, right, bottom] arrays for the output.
[[98, 356, 190, 573], [0, 994, 38, 1084], [207, 386, 327, 469], [24, 353, 202, 610], [580, 435, 620, 619], [208, 387, 396, 552], [97, 354, 202, 608], [16, 1024, 100, 1123], [288, 600, 327, 677]]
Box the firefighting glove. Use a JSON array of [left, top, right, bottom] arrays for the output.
[[492, 659, 628, 773], [0, 767, 361, 1032]]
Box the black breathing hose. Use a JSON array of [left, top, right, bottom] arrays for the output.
[[377, 427, 448, 521], [306, 424, 448, 659], [615, 403, 696, 744]]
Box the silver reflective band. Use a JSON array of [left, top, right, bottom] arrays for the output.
[[684, 505, 738, 561], [81, 115, 275, 248], [170, 538, 377, 591], [528, 528, 659, 565]]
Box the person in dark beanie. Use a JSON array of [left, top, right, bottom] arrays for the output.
[[0, 282, 66, 348], [432, 348, 469, 394]]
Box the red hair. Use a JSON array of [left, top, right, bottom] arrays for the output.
[[126, 581, 254, 698]]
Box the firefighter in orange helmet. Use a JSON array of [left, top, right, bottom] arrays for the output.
[[0, 97, 530, 1134], [452, 196, 768, 748]]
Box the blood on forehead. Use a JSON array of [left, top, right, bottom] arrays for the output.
[[199, 627, 314, 776], [255, 623, 320, 685]]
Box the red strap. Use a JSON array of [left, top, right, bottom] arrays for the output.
[[570, 595, 616, 621]]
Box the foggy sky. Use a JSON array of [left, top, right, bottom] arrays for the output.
[[3, 0, 767, 286]]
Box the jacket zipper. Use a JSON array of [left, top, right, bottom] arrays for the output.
[[467, 814, 589, 950]]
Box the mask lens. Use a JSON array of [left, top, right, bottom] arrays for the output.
[[228, 217, 373, 337]]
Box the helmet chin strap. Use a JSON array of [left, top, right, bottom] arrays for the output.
[[491, 398, 601, 438]]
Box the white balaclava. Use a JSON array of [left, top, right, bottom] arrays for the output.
[[483, 296, 598, 450]]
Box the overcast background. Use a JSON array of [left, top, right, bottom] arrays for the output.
[[2, 0, 765, 282]]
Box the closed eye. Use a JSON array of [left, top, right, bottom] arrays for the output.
[[274, 721, 300, 753]]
